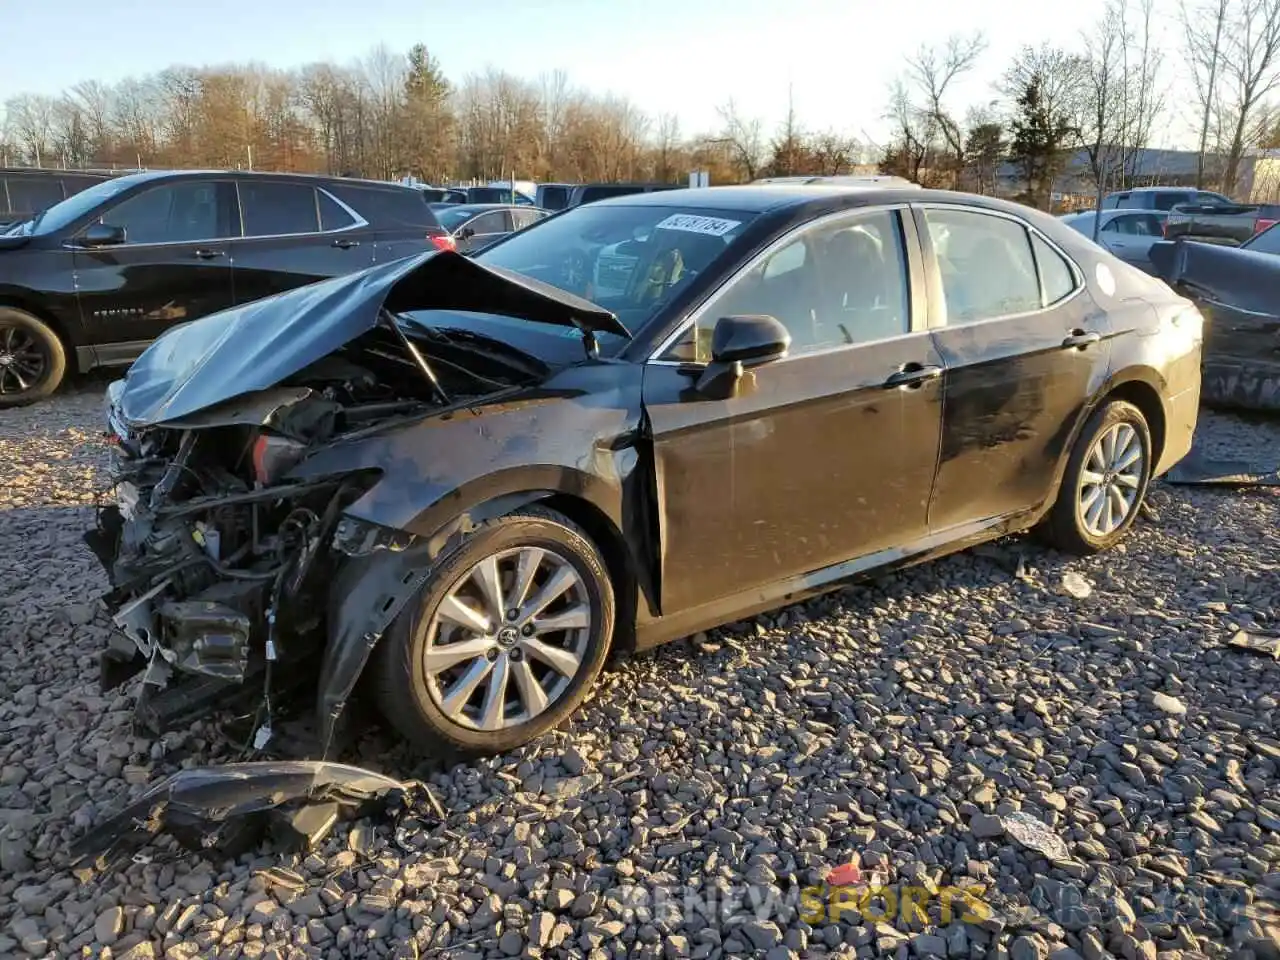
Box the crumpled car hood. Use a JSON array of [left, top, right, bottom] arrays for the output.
[[115, 250, 628, 427]]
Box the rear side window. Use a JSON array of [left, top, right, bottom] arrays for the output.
[[924, 208, 1041, 323], [1031, 234, 1076, 305], [239, 182, 319, 236], [5, 177, 64, 214], [512, 208, 547, 229], [318, 190, 356, 231], [1103, 192, 1130, 209], [330, 185, 433, 229]]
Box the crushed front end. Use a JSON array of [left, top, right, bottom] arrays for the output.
[[86, 379, 406, 744]]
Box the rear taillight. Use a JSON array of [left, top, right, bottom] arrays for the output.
[[429, 232, 456, 252], [1254, 218, 1277, 235], [252, 433, 307, 486]]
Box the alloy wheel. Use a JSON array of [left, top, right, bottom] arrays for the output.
[[422, 546, 592, 731], [0, 323, 49, 397], [1077, 421, 1145, 538]]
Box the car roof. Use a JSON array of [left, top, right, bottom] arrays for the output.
[[587, 184, 1037, 216], [101, 169, 418, 190]]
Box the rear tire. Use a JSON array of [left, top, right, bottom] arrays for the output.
[[1040, 399, 1152, 555], [370, 506, 615, 758], [0, 307, 66, 407]]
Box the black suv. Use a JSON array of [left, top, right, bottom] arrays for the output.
[[0, 170, 449, 405], [1, 168, 116, 229]]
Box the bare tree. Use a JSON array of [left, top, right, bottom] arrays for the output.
[[1182, 0, 1231, 187], [715, 100, 764, 181], [1079, 1, 1129, 233], [1219, 0, 1280, 193], [4, 94, 57, 166], [903, 33, 988, 185]]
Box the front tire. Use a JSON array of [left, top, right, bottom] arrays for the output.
[[0, 307, 66, 407], [371, 506, 615, 758], [1041, 399, 1153, 554]]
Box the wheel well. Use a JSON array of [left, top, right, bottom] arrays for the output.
[[539, 494, 638, 654], [1104, 379, 1166, 463], [0, 296, 77, 371]]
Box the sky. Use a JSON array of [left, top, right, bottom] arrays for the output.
[[1, 0, 1190, 149]]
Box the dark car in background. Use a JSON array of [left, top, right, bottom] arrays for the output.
[[418, 186, 469, 204], [0, 170, 448, 405], [567, 182, 683, 207], [1163, 199, 1280, 245], [535, 183, 574, 211], [1, 168, 116, 229], [89, 185, 1201, 759], [1149, 223, 1280, 411], [1102, 186, 1230, 211], [463, 186, 536, 206], [428, 203, 550, 253]]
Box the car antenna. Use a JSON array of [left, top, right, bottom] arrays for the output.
[[380, 309, 450, 404]]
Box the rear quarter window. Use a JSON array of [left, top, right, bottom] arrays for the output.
[[331, 185, 436, 229]]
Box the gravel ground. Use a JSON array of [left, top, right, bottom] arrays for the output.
[[2, 381, 1279, 960]]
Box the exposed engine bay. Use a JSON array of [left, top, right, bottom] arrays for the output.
[[86, 318, 536, 753]]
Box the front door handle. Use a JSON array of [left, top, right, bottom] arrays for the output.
[[1062, 329, 1101, 349], [332, 238, 360, 249], [193, 248, 225, 260], [884, 363, 943, 389]]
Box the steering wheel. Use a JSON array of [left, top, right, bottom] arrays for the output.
[[559, 249, 592, 295]]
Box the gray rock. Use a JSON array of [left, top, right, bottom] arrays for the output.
[[95, 905, 125, 945], [741, 920, 781, 950]]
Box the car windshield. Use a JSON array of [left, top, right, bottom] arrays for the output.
[[4, 176, 136, 236], [474, 202, 757, 344]]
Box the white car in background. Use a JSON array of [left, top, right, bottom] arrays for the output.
[[1060, 208, 1169, 275]]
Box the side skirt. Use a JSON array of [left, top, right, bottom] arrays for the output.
[[633, 510, 1036, 651]]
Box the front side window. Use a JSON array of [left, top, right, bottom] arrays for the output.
[[661, 209, 911, 363], [101, 181, 225, 244], [239, 182, 320, 237], [924, 208, 1041, 323]]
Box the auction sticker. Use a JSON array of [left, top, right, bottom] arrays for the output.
[[654, 214, 742, 237]]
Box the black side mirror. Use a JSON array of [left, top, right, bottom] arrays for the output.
[[458, 226, 476, 240], [690, 314, 791, 399], [80, 223, 126, 247]]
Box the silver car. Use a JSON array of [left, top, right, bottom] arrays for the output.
[[1060, 209, 1169, 274]]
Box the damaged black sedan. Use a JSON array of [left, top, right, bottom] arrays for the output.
[[88, 186, 1203, 759]]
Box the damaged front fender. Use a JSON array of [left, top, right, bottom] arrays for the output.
[[316, 491, 553, 757]]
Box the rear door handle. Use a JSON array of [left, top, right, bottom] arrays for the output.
[[1062, 329, 1101, 349], [193, 248, 225, 260], [331, 238, 360, 249], [884, 363, 942, 388]]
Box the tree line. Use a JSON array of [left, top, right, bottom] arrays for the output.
[[2, 0, 1279, 207], [875, 0, 1280, 205]]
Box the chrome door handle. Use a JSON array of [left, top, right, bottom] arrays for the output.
[[1062, 330, 1101, 349], [884, 363, 942, 388]]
